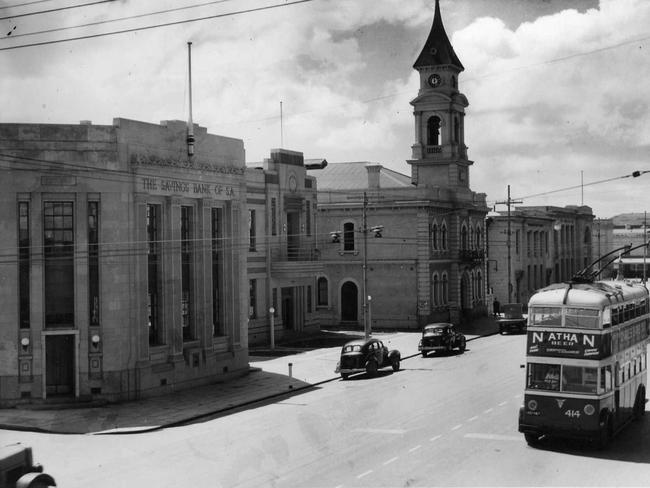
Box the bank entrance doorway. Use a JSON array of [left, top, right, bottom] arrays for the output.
[[45, 334, 75, 397]]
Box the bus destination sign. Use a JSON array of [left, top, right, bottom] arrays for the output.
[[527, 331, 607, 359]]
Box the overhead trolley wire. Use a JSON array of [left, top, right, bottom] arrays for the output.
[[4, 0, 238, 40], [0, 0, 317, 51], [0, 0, 115, 21]]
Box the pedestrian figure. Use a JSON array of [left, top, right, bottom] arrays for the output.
[[493, 298, 501, 317]]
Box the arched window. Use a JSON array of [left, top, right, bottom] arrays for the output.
[[477, 271, 483, 299], [461, 224, 468, 250], [431, 221, 439, 251], [427, 116, 441, 146], [343, 222, 355, 251], [432, 274, 440, 306], [442, 273, 449, 304], [469, 226, 474, 250], [441, 222, 448, 250], [453, 116, 459, 143], [476, 226, 482, 250], [583, 227, 591, 245], [317, 277, 328, 306]]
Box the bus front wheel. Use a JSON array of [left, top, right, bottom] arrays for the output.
[[597, 412, 613, 449], [633, 386, 646, 420]]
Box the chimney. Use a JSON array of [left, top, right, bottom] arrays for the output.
[[366, 164, 381, 189]]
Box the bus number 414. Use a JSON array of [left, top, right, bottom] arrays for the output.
[[565, 410, 581, 418]]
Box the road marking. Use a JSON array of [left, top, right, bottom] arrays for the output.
[[383, 456, 399, 466], [352, 428, 406, 435], [467, 416, 478, 422], [498, 401, 508, 406], [430, 435, 442, 442], [451, 424, 462, 431], [484, 408, 493, 414], [357, 470, 373, 479], [465, 433, 522, 442], [408, 445, 422, 453]]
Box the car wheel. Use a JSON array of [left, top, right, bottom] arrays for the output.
[[445, 342, 452, 354], [392, 358, 400, 372], [341, 373, 349, 380], [365, 359, 378, 377], [524, 433, 541, 447], [421, 351, 427, 358], [459, 337, 466, 353]]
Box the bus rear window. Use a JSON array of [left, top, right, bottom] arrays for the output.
[[529, 307, 561, 327], [564, 308, 600, 329]]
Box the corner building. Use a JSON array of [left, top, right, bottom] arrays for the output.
[[0, 118, 249, 405], [311, 1, 488, 329]]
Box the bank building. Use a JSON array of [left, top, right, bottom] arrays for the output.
[[0, 118, 256, 405]]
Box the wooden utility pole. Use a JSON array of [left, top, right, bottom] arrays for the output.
[[496, 185, 522, 304]]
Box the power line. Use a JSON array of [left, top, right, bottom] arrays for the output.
[[0, 0, 115, 21], [5, 0, 238, 40], [0, 0, 316, 51], [0, 0, 56, 10]]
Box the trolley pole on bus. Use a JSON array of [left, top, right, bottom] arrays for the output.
[[496, 185, 522, 304]]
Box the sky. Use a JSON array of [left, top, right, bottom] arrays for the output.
[[1, 0, 649, 218]]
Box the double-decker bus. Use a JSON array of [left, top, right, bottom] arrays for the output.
[[518, 278, 649, 448]]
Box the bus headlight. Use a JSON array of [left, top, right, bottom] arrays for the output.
[[527, 399, 538, 411], [584, 404, 595, 416]]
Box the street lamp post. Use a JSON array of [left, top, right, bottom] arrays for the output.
[[269, 307, 275, 349]]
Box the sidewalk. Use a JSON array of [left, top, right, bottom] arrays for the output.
[[0, 319, 498, 435]]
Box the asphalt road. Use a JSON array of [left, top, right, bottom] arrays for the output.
[[5, 334, 650, 487]]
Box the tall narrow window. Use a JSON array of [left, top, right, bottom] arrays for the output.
[[249, 279, 257, 319], [442, 273, 449, 304], [427, 116, 441, 146], [147, 204, 162, 345], [307, 285, 312, 313], [181, 206, 194, 341], [88, 201, 100, 326], [431, 222, 439, 251], [461, 225, 468, 250], [343, 222, 355, 252], [441, 223, 448, 251], [248, 209, 256, 251], [211, 207, 223, 336], [317, 277, 328, 306], [433, 274, 440, 306], [271, 198, 277, 236], [18, 201, 30, 329], [305, 200, 311, 237], [454, 116, 460, 143], [44, 202, 74, 327]]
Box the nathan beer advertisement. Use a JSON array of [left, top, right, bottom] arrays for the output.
[[527, 330, 608, 359]]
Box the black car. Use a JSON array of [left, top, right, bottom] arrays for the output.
[[335, 338, 401, 379], [497, 303, 527, 334], [418, 323, 466, 356]]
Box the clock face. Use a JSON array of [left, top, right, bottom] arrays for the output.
[[288, 174, 297, 192], [428, 74, 441, 88]]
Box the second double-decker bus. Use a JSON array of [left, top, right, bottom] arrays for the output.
[[518, 278, 649, 448]]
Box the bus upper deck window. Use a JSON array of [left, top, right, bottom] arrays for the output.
[[529, 307, 562, 327], [565, 308, 599, 329]]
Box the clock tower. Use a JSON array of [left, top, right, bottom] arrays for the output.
[[408, 0, 471, 189]]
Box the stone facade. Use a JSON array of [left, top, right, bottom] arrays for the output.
[[309, 2, 488, 330], [486, 206, 594, 308], [0, 118, 249, 405], [245, 149, 323, 346]]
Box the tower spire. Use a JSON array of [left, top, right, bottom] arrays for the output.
[[413, 0, 464, 71]]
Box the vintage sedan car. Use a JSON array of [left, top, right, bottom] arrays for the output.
[[497, 303, 527, 335], [335, 338, 401, 379], [418, 323, 466, 356]]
